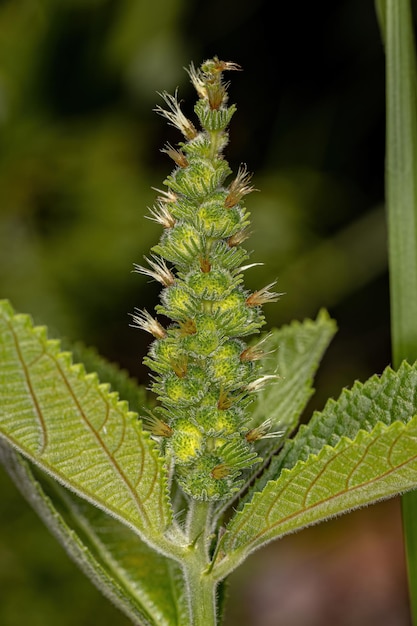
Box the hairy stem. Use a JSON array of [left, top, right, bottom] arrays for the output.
[[184, 500, 218, 625], [184, 560, 218, 625]]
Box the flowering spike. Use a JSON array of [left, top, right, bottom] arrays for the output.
[[133, 58, 279, 500]]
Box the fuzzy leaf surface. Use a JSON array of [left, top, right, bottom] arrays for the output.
[[67, 341, 150, 416], [249, 310, 336, 454], [0, 442, 189, 626], [0, 300, 177, 557], [213, 361, 417, 579]]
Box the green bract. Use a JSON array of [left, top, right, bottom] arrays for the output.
[[133, 58, 279, 500]]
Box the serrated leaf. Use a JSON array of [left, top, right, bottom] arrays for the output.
[[0, 300, 180, 558], [274, 359, 417, 474], [250, 309, 336, 451], [212, 361, 417, 579], [67, 341, 150, 415], [0, 442, 189, 626], [214, 416, 417, 580]]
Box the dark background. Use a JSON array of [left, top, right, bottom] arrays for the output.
[[0, 1, 410, 624]]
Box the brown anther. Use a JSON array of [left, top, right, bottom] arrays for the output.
[[225, 194, 237, 209], [147, 201, 176, 229], [200, 256, 211, 273], [245, 419, 281, 443], [152, 420, 173, 438], [240, 345, 264, 362], [227, 227, 251, 248], [152, 187, 178, 204], [161, 143, 188, 168], [170, 355, 188, 378], [211, 463, 230, 479], [154, 91, 198, 140], [130, 309, 167, 339], [245, 428, 262, 443], [179, 318, 197, 336], [143, 413, 173, 438], [246, 282, 280, 307], [134, 256, 175, 287], [225, 166, 255, 208], [212, 59, 242, 73], [218, 390, 233, 410], [207, 84, 226, 111]]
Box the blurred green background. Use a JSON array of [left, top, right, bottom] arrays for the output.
[[0, 1, 410, 624]]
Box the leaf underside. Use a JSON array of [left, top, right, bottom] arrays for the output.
[[0, 300, 174, 556], [0, 442, 190, 626]]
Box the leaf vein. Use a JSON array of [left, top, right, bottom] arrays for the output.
[[51, 354, 152, 528], [9, 320, 48, 455], [231, 441, 417, 551]]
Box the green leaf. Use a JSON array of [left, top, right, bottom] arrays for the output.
[[0, 300, 181, 558], [249, 309, 336, 451], [212, 361, 417, 579], [0, 442, 189, 626], [274, 360, 417, 474], [68, 341, 150, 415]]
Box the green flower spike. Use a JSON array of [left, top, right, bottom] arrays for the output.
[[134, 57, 279, 500]]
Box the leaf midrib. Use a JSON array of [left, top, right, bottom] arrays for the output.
[[217, 421, 417, 574], [7, 316, 154, 530]]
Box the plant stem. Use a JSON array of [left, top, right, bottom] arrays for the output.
[[184, 499, 218, 625], [385, 0, 417, 365], [378, 0, 417, 622], [184, 558, 218, 625]]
